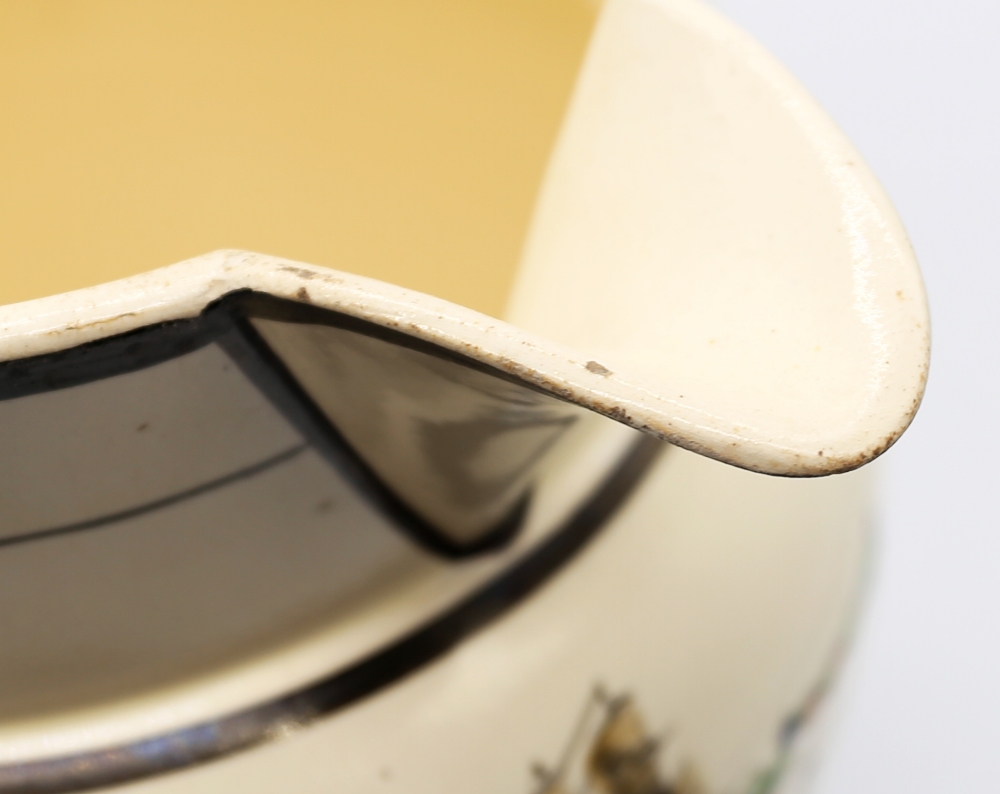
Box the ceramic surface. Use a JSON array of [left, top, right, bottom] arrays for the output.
[[0, 0, 927, 792]]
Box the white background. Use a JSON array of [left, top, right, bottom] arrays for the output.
[[704, 1, 1000, 791]]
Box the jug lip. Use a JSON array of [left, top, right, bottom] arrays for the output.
[[0, 248, 925, 476]]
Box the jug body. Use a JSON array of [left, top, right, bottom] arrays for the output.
[[0, 2, 925, 793]]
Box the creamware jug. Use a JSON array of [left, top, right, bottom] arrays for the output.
[[0, 1, 928, 792]]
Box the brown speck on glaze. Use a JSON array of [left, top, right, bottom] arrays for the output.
[[136, 422, 150, 432], [279, 265, 318, 280], [601, 404, 629, 422], [585, 360, 612, 376], [296, 287, 311, 303]]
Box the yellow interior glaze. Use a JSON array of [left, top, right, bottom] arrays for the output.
[[0, 0, 596, 317]]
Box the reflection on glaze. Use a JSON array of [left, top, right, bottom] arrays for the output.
[[254, 317, 581, 544]]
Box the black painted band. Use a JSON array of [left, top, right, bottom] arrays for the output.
[[0, 293, 535, 559], [0, 444, 308, 551]]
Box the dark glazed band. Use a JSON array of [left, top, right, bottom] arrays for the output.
[[0, 291, 567, 559], [0, 435, 664, 794]]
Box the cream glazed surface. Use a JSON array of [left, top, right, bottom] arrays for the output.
[[0, 0, 926, 791]]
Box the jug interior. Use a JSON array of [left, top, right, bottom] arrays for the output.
[[0, 0, 596, 316]]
